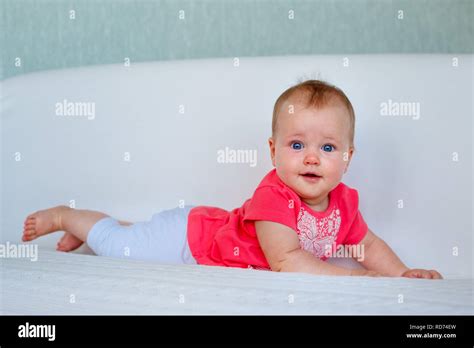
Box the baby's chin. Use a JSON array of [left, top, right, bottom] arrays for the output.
[[289, 177, 338, 201], [286, 180, 325, 200], [296, 189, 328, 203]]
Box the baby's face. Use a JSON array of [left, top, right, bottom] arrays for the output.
[[269, 99, 354, 210]]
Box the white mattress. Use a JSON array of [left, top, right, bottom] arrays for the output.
[[1, 250, 472, 315]]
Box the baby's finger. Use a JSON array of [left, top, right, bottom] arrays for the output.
[[410, 270, 426, 278], [429, 270, 443, 279], [402, 271, 418, 278], [420, 270, 433, 279]]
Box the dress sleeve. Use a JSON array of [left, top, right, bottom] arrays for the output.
[[243, 185, 298, 231], [343, 210, 368, 245], [340, 185, 368, 245]]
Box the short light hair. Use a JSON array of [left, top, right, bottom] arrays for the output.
[[272, 80, 355, 147]]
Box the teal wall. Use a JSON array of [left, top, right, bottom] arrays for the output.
[[1, 0, 473, 80]]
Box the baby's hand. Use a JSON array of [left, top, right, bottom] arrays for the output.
[[402, 269, 443, 280]]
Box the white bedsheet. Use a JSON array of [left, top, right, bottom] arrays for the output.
[[1, 250, 472, 315]]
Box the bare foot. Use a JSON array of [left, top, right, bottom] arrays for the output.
[[56, 232, 83, 252], [22, 205, 70, 242]]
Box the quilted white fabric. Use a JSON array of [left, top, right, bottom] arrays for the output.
[[1, 250, 472, 315]]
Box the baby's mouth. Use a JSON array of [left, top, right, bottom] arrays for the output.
[[300, 173, 322, 181], [300, 172, 322, 178]]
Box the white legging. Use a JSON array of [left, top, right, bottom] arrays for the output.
[[86, 205, 197, 264]]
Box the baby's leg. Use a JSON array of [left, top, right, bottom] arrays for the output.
[[24, 205, 196, 264], [23, 205, 113, 244], [57, 220, 133, 251], [57, 233, 83, 252], [87, 206, 196, 263]]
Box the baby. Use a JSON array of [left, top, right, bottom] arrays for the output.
[[22, 79, 442, 279]]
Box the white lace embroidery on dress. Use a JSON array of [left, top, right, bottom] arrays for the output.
[[296, 206, 341, 258]]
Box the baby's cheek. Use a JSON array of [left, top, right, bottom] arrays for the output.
[[279, 153, 298, 168], [328, 161, 346, 181]]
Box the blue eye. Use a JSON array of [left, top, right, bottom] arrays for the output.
[[291, 142, 303, 150], [322, 144, 335, 152]]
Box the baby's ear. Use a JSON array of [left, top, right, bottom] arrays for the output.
[[268, 137, 276, 166], [343, 147, 355, 173]]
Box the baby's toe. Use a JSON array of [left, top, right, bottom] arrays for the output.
[[25, 216, 36, 223], [25, 226, 36, 234], [24, 218, 35, 228], [22, 227, 37, 240], [24, 222, 35, 229], [22, 234, 32, 242]]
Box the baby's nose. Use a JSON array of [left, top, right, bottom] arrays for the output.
[[304, 153, 320, 165]]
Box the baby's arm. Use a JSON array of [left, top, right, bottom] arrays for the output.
[[356, 229, 443, 279], [255, 221, 378, 277]]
